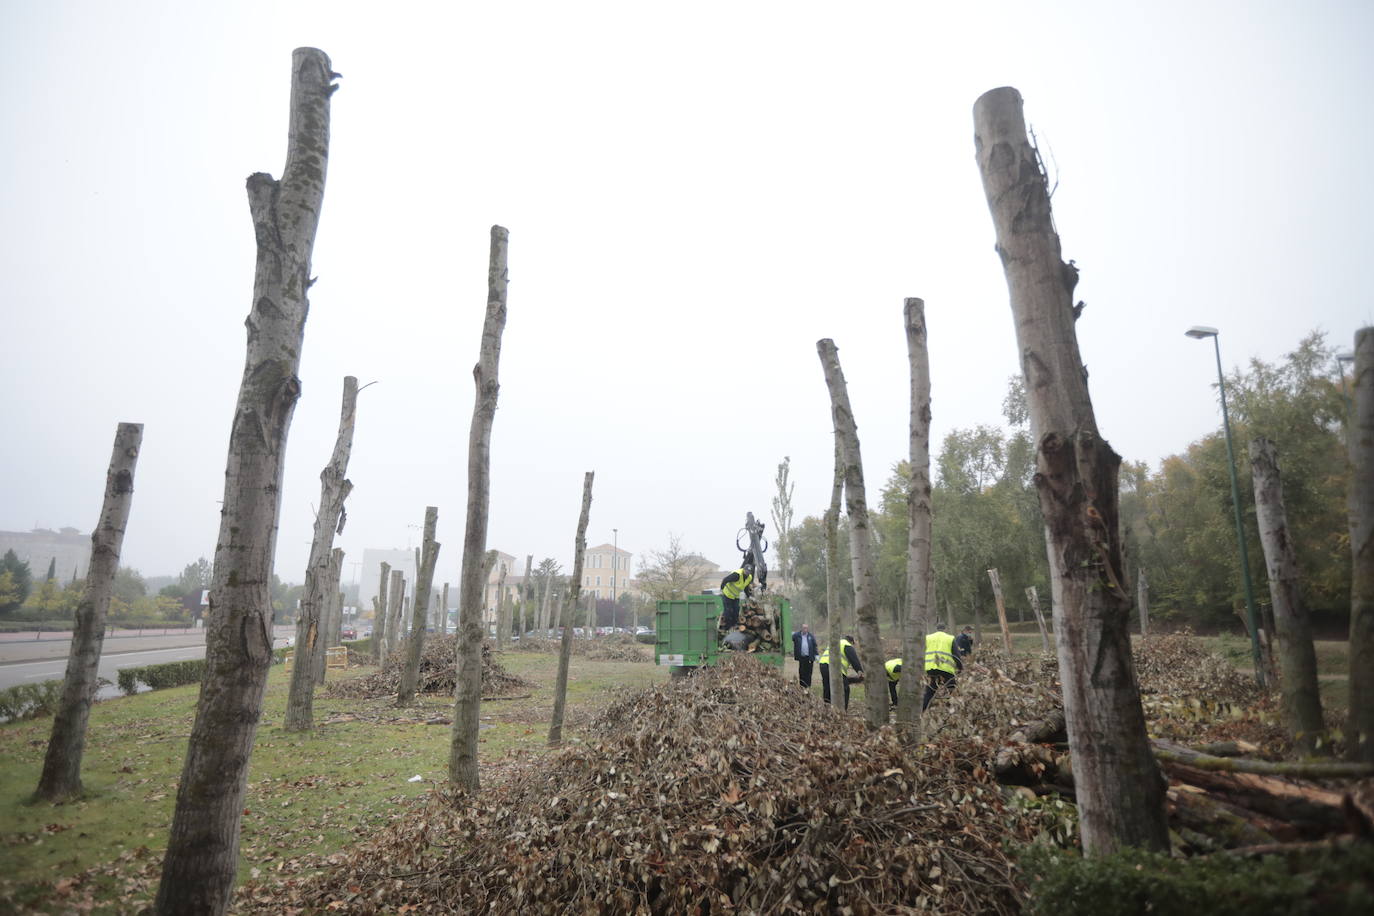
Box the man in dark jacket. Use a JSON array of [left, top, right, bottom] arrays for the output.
[[953, 625, 974, 659], [791, 623, 819, 688]]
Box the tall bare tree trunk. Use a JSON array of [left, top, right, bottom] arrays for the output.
[[824, 434, 845, 712], [540, 568, 554, 633], [1346, 326, 1374, 763], [35, 423, 142, 802], [818, 339, 886, 730], [440, 582, 450, 637], [386, 571, 405, 661], [314, 549, 343, 684], [399, 507, 440, 705], [986, 568, 1014, 653], [1136, 568, 1149, 636], [974, 86, 1168, 855], [449, 226, 509, 791], [1026, 585, 1051, 654], [285, 377, 358, 731], [520, 554, 533, 635], [550, 473, 594, 747], [896, 299, 932, 742], [1249, 437, 1326, 754], [155, 48, 337, 915], [495, 562, 508, 650], [372, 561, 390, 664]]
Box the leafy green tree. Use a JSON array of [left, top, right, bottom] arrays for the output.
[[177, 557, 213, 594], [0, 570, 23, 614], [1, 550, 33, 614], [113, 567, 147, 605], [786, 514, 851, 622]]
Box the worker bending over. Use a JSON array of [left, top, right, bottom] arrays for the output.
[[923, 626, 962, 710], [884, 658, 903, 706], [818, 635, 863, 709]]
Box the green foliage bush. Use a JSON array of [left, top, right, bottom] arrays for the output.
[[1020, 842, 1374, 916], [117, 659, 206, 695], [0, 679, 64, 721]]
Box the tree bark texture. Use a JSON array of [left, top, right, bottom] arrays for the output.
[[35, 422, 143, 802], [1249, 437, 1326, 754], [398, 507, 440, 704], [986, 568, 1014, 654], [897, 298, 932, 742], [1136, 568, 1149, 636], [817, 339, 885, 730], [540, 569, 554, 633], [449, 225, 509, 791], [1026, 585, 1051, 654], [495, 562, 508, 650], [372, 561, 390, 664], [1348, 326, 1374, 763], [386, 571, 405, 661], [974, 85, 1168, 855], [520, 554, 533, 635], [313, 549, 343, 684], [440, 582, 450, 637], [549, 472, 594, 747], [285, 376, 357, 731], [155, 48, 337, 916]]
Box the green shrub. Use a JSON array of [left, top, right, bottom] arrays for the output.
[[1020, 842, 1374, 916], [0, 679, 65, 721], [117, 659, 206, 695]]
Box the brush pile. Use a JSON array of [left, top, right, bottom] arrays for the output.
[[242, 655, 1049, 914], [513, 634, 652, 662], [324, 636, 532, 700]]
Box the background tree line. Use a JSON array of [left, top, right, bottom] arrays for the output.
[[784, 331, 1354, 633]]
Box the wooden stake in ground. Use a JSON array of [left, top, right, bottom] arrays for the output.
[[986, 568, 1013, 653], [1346, 326, 1374, 763], [973, 85, 1168, 855], [285, 376, 358, 731], [1136, 568, 1149, 636], [398, 507, 440, 705], [155, 48, 338, 916], [1026, 585, 1051, 654], [34, 422, 142, 803], [372, 561, 390, 664], [1249, 437, 1326, 754], [817, 339, 886, 730], [550, 472, 594, 747], [450, 225, 509, 792], [896, 299, 932, 742]]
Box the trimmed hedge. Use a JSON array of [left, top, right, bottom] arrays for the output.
[[0, 679, 64, 721], [117, 659, 206, 695]]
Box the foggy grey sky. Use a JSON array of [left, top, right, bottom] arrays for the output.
[[2, 0, 1370, 588]]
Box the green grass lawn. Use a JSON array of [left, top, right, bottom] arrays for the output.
[[0, 648, 664, 914]]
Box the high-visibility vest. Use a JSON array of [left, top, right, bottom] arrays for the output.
[[924, 630, 957, 674], [818, 647, 830, 665], [838, 638, 856, 675], [885, 658, 903, 682], [721, 569, 753, 599]]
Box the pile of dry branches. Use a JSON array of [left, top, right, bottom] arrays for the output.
[[512, 635, 652, 662], [325, 636, 532, 700], [243, 656, 1048, 914]]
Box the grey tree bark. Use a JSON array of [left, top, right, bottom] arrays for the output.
[[449, 225, 509, 791], [386, 570, 405, 661], [520, 554, 533, 635], [1249, 437, 1326, 754], [896, 299, 932, 742], [825, 439, 845, 710], [974, 85, 1168, 855], [549, 472, 594, 747], [440, 582, 450, 636], [1136, 568, 1149, 636], [372, 561, 390, 664], [495, 561, 509, 650], [986, 568, 1014, 653], [1026, 585, 1051, 654], [155, 48, 337, 916], [1346, 326, 1374, 763], [540, 567, 555, 633], [314, 549, 343, 684], [285, 376, 357, 731], [35, 422, 143, 802], [398, 507, 440, 705], [818, 339, 886, 730]]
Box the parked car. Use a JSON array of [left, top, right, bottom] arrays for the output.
[[341, 626, 358, 640]]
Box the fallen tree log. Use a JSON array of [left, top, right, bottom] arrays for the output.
[[1166, 786, 1281, 847], [1152, 739, 1374, 779]]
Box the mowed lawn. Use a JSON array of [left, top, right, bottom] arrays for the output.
[[0, 647, 665, 914]]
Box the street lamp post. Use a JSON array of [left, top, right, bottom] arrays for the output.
[[1186, 325, 1266, 687], [611, 528, 618, 632]]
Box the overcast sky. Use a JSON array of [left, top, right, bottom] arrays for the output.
[[2, 0, 1370, 589]]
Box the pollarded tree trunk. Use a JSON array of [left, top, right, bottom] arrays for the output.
[[896, 299, 932, 744], [398, 507, 440, 705], [155, 48, 338, 916], [440, 582, 450, 636], [372, 561, 390, 664], [285, 377, 358, 731], [386, 571, 405, 661], [818, 338, 886, 730], [1346, 326, 1374, 763], [1137, 568, 1149, 636], [314, 549, 343, 684], [495, 562, 508, 650], [1249, 437, 1326, 754], [520, 554, 533, 635], [35, 422, 143, 802], [986, 568, 1013, 653], [449, 225, 509, 792], [825, 439, 845, 710], [549, 472, 594, 747], [540, 568, 554, 633], [1026, 585, 1051, 654], [974, 86, 1168, 855]]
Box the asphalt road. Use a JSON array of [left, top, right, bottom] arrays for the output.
[[0, 644, 209, 699]]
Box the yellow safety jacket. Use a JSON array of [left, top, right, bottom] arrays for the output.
[[721, 569, 753, 599], [924, 630, 958, 674], [885, 658, 903, 683], [838, 638, 856, 675]]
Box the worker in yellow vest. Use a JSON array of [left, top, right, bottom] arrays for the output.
[[718, 559, 754, 631], [818, 636, 863, 708], [884, 658, 903, 707], [923, 627, 962, 710]]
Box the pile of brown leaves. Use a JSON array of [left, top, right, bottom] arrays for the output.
[[324, 636, 532, 700], [242, 656, 1045, 914], [513, 635, 652, 662]]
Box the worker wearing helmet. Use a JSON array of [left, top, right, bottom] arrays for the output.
[[923, 627, 962, 710], [818, 635, 864, 708]]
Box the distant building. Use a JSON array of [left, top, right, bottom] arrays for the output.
[[580, 543, 635, 600], [0, 527, 90, 581]]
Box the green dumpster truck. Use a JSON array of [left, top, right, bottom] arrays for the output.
[[654, 593, 792, 677]]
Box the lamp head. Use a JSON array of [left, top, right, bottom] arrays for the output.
[[1185, 326, 1219, 339]]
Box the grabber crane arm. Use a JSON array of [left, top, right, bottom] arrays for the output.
[[736, 511, 768, 591]]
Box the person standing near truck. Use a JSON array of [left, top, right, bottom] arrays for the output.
[[719, 558, 755, 631], [792, 623, 819, 688], [818, 635, 864, 708], [923, 626, 962, 710]]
